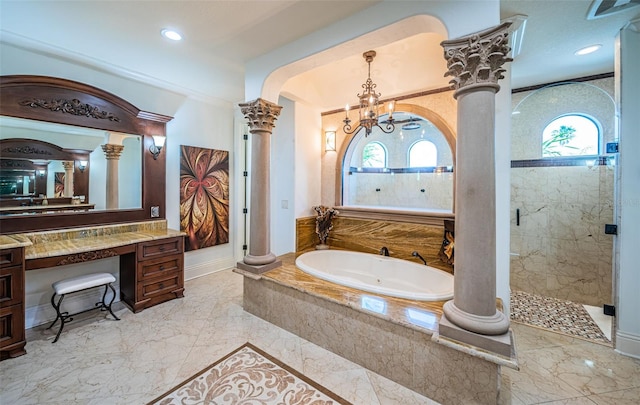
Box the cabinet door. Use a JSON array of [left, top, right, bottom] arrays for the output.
[[0, 304, 24, 347], [0, 266, 24, 308]]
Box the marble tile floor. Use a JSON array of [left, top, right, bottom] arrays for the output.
[[583, 305, 613, 341], [1, 269, 639, 405]]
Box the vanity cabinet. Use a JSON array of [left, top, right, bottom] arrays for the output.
[[0, 247, 26, 360], [120, 237, 185, 313]]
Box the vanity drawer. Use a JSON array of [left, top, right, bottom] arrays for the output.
[[137, 271, 182, 301], [137, 254, 183, 280], [0, 266, 24, 308], [137, 237, 184, 261], [0, 248, 23, 269]]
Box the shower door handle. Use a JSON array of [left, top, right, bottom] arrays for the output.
[[516, 208, 520, 226]]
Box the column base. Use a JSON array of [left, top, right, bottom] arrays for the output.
[[443, 300, 509, 335], [439, 314, 513, 357], [236, 259, 282, 275], [243, 252, 277, 266]]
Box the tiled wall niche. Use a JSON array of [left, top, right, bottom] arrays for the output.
[[510, 78, 615, 306], [296, 215, 454, 274]]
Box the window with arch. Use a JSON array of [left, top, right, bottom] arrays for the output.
[[362, 141, 387, 168], [408, 140, 437, 167], [542, 114, 600, 157]]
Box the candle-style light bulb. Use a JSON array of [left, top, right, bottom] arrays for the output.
[[388, 101, 395, 119], [345, 104, 350, 119]]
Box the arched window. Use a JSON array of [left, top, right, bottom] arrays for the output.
[[362, 141, 387, 168], [542, 114, 600, 157], [408, 140, 437, 167]]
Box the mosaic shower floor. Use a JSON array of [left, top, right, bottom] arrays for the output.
[[510, 290, 612, 346]]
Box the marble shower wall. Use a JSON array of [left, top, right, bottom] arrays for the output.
[[511, 165, 614, 306], [296, 216, 454, 274], [510, 78, 615, 307]]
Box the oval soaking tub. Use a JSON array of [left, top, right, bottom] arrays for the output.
[[295, 250, 454, 301]]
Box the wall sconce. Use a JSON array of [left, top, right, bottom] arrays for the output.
[[149, 135, 166, 160], [38, 169, 46, 178], [78, 160, 88, 172], [325, 131, 336, 152]]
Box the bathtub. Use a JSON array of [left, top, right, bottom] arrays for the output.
[[295, 250, 454, 301]]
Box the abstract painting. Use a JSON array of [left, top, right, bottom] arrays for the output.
[[54, 172, 65, 197], [180, 145, 229, 251]]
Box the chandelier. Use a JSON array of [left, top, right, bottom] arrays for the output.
[[343, 50, 396, 137]]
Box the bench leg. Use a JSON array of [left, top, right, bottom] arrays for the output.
[[47, 293, 68, 344], [98, 283, 120, 321]]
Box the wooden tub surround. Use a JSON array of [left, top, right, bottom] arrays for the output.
[[0, 220, 185, 360], [237, 253, 518, 405]]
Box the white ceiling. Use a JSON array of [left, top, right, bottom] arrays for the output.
[[1, 0, 639, 110]]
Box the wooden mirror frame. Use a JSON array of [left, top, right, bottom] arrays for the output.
[[0, 75, 173, 234]]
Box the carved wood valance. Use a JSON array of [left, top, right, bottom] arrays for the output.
[[0, 138, 91, 161]]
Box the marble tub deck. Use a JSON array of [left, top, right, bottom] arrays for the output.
[[239, 253, 517, 404], [251, 253, 447, 335]]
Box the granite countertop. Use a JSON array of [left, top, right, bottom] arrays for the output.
[[23, 228, 185, 260], [0, 234, 32, 249], [0, 220, 185, 260]]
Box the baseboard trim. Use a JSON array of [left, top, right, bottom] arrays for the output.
[[615, 330, 640, 359], [185, 256, 236, 280]]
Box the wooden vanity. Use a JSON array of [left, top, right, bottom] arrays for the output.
[[0, 75, 181, 361], [0, 221, 185, 360]]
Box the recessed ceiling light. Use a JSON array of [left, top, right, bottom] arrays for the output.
[[161, 28, 183, 41], [575, 44, 601, 56]]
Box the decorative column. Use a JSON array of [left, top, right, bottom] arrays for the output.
[[437, 23, 513, 355], [61, 161, 75, 197], [236, 98, 283, 274], [101, 144, 124, 210]]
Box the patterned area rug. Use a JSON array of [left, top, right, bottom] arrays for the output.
[[510, 290, 611, 345], [148, 343, 352, 405]]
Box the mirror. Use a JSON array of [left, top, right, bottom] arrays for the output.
[[0, 116, 142, 215], [0, 75, 171, 234], [341, 111, 455, 212]]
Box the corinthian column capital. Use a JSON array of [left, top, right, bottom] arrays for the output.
[[61, 161, 75, 171], [441, 22, 512, 94], [239, 98, 283, 133], [101, 144, 124, 160]]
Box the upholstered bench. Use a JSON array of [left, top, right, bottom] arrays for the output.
[[47, 272, 120, 343]]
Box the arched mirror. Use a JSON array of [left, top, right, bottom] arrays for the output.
[[0, 117, 142, 213], [341, 111, 455, 212], [0, 75, 171, 233]]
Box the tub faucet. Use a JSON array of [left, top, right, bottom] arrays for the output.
[[412, 251, 427, 265], [379, 246, 389, 256]]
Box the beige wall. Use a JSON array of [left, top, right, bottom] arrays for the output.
[[510, 78, 615, 306]]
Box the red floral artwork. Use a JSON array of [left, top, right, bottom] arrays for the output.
[[180, 145, 229, 251]]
